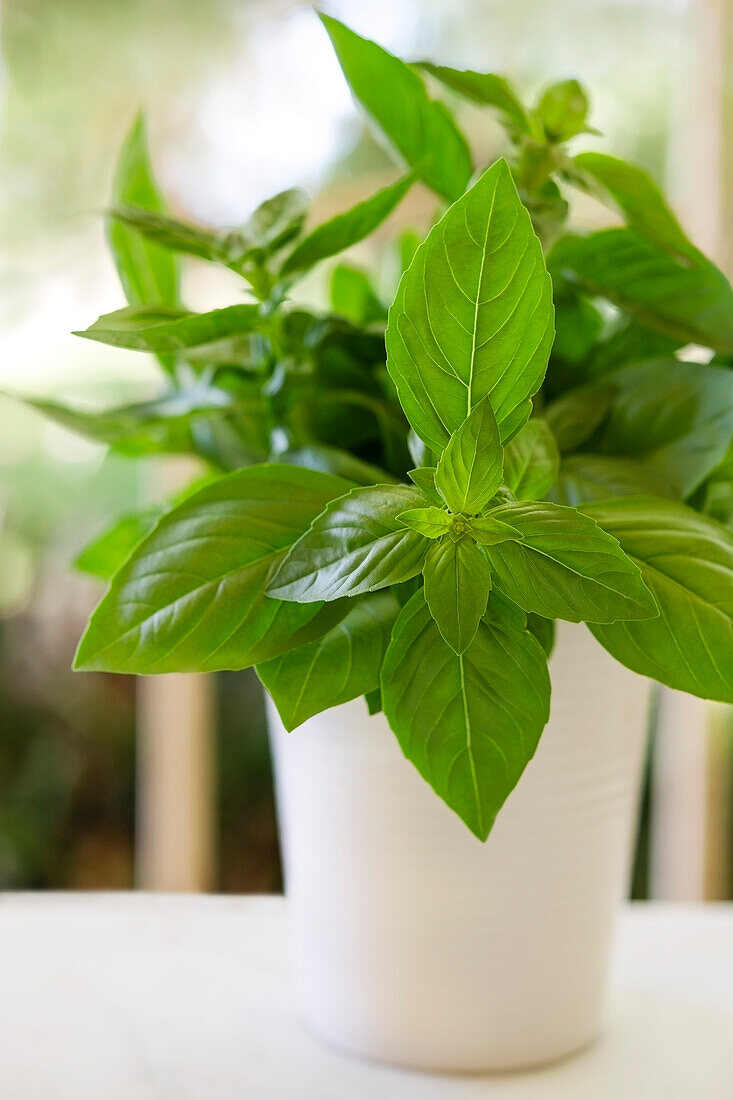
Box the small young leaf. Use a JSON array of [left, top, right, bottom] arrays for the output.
[[526, 613, 555, 658], [107, 114, 180, 313], [535, 79, 591, 141], [268, 484, 429, 602], [418, 62, 537, 136], [74, 466, 353, 674], [280, 174, 413, 279], [76, 304, 265, 352], [407, 467, 442, 504], [503, 419, 559, 500], [330, 264, 386, 325], [386, 159, 554, 453], [111, 188, 307, 268], [423, 536, 492, 653], [365, 687, 383, 715], [74, 507, 163, 580], [585, 498, 733, 703], [469, 515, 522, 545], [257, 592, 398, 730], [484, 500, 658, 623], [381, 589, 550, 839], [435, 397, 503, 514], [398, 507, 452, 539], [321, 15, 472, 202]]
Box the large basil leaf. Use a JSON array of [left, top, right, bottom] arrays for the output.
[[279, 173, 413, 279], [484, 500, 657, 622], [107, 113, 179, 314], [503, 418, 559, 500], [321, 16, 472, 202], [551, 453, 674, 506], [386, 159, 554, 453], [418, 62, 537, 137], [381, 589, 550, 839], [268, 484, 428, 602], [570, 153, 697, 260], [585, 317, 681, 379], [76, 304, 264, 352], [598, 359, 733, 497], [584, 498, 733, 703], [74, 466, 352, 674], [544, 383, 614, 453], [257, 592, 398, 730], [435, 398, 503, 514], [550, 229, 733, 353], [423, 536, 492, 653]]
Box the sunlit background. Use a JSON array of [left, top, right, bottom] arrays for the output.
[[0, 0, 731, 894]]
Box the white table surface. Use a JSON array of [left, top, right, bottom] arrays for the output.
[[0, 895, 731, 1099]]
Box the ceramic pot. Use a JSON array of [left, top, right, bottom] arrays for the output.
[[268, 621, 650, 1072]]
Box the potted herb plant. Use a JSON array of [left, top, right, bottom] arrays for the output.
[[18, 14, 733, 1074]]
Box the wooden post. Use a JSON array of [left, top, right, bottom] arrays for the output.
[[135, 458, 217, 892], [651, 0, 731, 900]]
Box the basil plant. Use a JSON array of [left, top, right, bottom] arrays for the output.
[[31, 16, 733, 839]]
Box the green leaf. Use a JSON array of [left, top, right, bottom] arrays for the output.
[[407, 466, 442, 503], [551, 453, 675, 506], [550, 229, 733, 353], [483, 500, 657, 622], [535, 79, 591, 142], [526, 613, 555, 658], [320, 15, 472, 202], [330, 264, 386, 325], [584, 317, 681, 379], [76, 304, 265, 352], [107, 113, 180, 313], [386, 159, 554, 453], [417, 62, 537, 137], [268, 484, 429, 602], [435, 397, 503, 514], [398, 507, 452, 538], [273, 444, 395, 486], [381, 589, 550, 839], [19, 382, 253, 455], [73, 466, 353, 674], [365, 687, 383, 715], [279, 174, 413, 279], [544, 383, 614, 452], [570, 153, 697, 260], [110, 188, 307, 267], [243, 188, 309, 255], [584, 498, 733, 703], [598, 359, 733, 497], [423, 536, 492, 653], [503, 419, 559, 500], [469, 515, 522, 545], [257, 592, 399, 730], [74, 507, 163, 580]]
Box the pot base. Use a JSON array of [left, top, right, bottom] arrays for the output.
[[270, 623, 650, 1073]]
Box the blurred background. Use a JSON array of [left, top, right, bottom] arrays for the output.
[[0, 0, 731, 896]]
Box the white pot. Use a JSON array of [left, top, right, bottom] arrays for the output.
[[267, 621, 651, 1073]]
